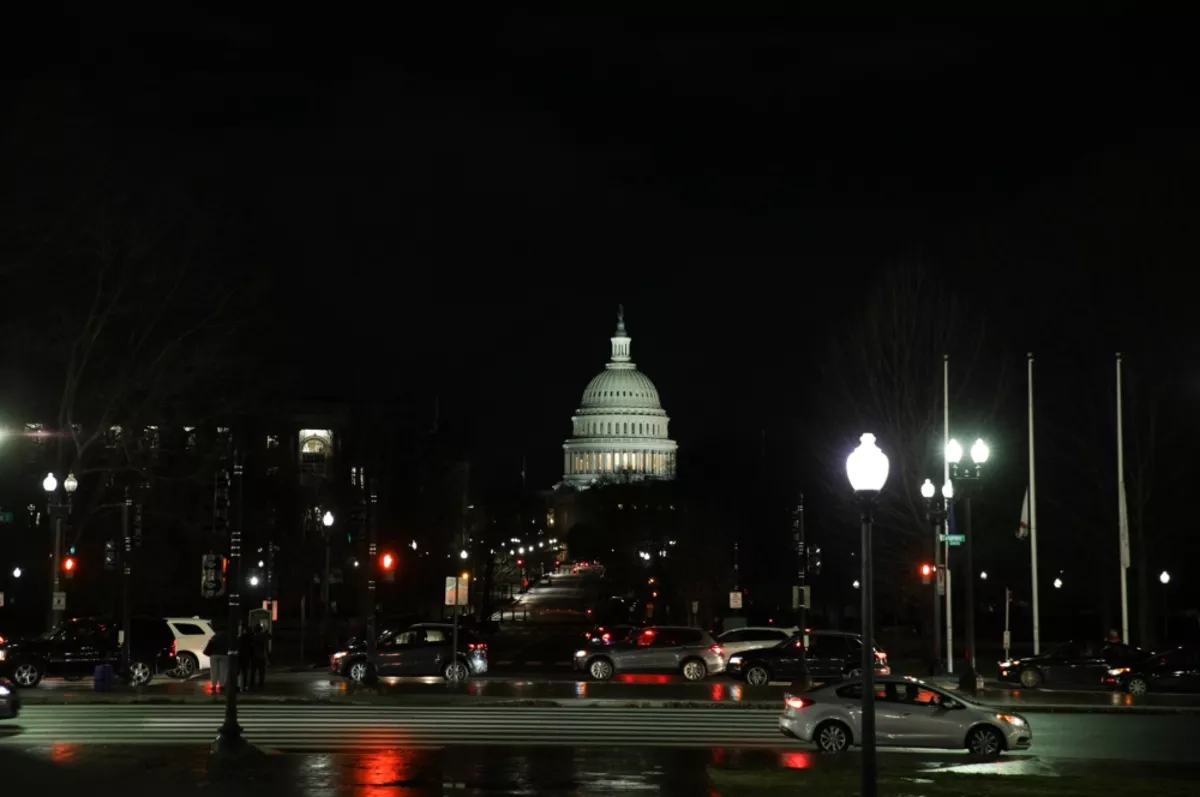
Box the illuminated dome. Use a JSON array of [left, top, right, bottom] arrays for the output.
[[562, 307, 678, 488]]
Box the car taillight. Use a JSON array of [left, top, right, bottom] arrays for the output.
[[170, 639, 177, 657], [710, 645, 724, 657], [468, 642, 487, 652], [0, 635, 5, 644], [875, 650, 887, 661], [785, 696, 813, 710], [602, 633, 611, 642]]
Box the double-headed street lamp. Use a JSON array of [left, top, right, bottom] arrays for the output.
[[920, 478, 954, 675], [43, 471, 79, 629], [846, 433, 889, 797], [946, 437, 988, 693]]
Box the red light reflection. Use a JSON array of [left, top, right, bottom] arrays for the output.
[[780, 751, 812, 769], [48, 743, 78, 763], [709, 682, 726, 701], [350, 749, 431, 797], [616, 673, 671, 684]]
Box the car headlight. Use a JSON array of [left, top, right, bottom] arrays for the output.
[[996, 713, 1026, 727], [0, 685, 9, 696], [999, 659, 1019, 669], [1107, 667, 1130, 676], [0, 650, 6, 661], [332, 651, 347, 659], [728, 656, 743, 666], [574, 650, 588, 658]]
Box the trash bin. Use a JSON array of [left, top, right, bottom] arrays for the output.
[[93, 664, 115, 692], [209, 654, 228, 689]]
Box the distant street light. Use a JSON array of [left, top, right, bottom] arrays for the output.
[[64, 473, 78, 494], [410, 540, 418, 551], [249, 575, 260, 587], [460, 550, 469, 560], [518, 546, 525, 555], [42, 473, 57, 493], [853, 579, 860, 589], [980, 571, 988, 581], [1160, 570, 1171, 585], [322, 510, 334, 528], [1053, 577, 1063, 589], [11, 567, 21, 579], [845, 432, 889, 797]]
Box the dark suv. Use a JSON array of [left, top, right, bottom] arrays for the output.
[[0, 616, 178, 688], [725, 630, 889, 686], [332, 623, 488, 682]]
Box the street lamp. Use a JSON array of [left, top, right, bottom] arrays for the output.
[[980, 571, 988, 580], [11, 567, 21, 579], [64, 473, 78, 494], [460, 550, 469, 560], [920, 478, 953, 675], [1160, 570, 1170, 585], [845, 432, 888, 797], [1160, 571, 1172, 640], [42, 472, 75, 629], [1054, 577, 1063, 589], [249, 575, 260, 587], [42, 473, 57, 493], [947, 436, 988, 691], [853, 579, 860, 589], [323, 510, 334, 528]]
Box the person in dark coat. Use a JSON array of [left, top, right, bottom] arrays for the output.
[[251, 623, 269, 689], [204, 628, 230, 690], [237, 626, 254, 689]]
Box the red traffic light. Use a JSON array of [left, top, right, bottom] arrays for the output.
[[381, 553, 395, 570], [920, 563, 932, 585], [64, 556, 76, 571], [516, 558, 524, 566]]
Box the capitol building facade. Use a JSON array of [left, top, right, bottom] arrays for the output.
[[561, 308, 678, 489]]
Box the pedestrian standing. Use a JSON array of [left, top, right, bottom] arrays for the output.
[[238, 626, 254, 690], [251, 623, 269, 689], [204, 628, 230, 691]]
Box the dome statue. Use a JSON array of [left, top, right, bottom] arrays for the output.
[[561, 308, 678, 488]]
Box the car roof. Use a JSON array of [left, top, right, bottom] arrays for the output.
[[724, 626, 795, 632], [165, 617, 212, 623]]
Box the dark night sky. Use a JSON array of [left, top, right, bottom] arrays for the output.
[[5, 10, 1199, 501]]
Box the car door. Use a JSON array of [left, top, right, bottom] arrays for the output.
[[771, 637, 807, 681], [885, 684, 968, 747], [802, 634, 836, 681], [415, 627, 452, 675], [46, 621, 86, 677], [648, 629, 690, 672], [375, 629, 421, 675]]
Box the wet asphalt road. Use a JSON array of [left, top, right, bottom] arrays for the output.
[[2, 704, 1197, 762]]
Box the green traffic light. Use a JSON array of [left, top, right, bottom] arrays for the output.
[[69, 545, 76, 554]]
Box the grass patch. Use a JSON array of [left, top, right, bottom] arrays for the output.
[[708, 768, 1196, 797]]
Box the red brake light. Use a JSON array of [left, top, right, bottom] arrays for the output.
[[711, 645, 724, 657], [785, 696, 813, 710], [468, 642, 486, 651], [0, 634, 5, 644], [875, 650, 887, 661], [602, 633, 611, 642], [170, 639, 177, 657]]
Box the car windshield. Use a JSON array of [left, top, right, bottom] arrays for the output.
[[39, 625, 65, 640]]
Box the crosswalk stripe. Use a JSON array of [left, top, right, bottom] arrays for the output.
[[1, 705, 787, 749]]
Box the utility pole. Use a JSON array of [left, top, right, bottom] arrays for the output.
[[121, 489, 132, 669], [365, 475, 378, 685], [793, 495, 807, 631]]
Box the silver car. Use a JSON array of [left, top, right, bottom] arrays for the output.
[[779, 675, 1032, 755], [574, 625, 725, 681]]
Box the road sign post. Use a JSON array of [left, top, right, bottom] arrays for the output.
[[939, 533, 965, 546], [728, 591, 743, 609]]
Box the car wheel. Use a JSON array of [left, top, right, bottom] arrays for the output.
[[681, 659, 708, 681], [443, 661, 469, 683], [588, 657, 615, 681], [172, 652, 199, 679], [967, 725, 1005, 755], [348, 662, 368, 683], [127, 660, 153, 687], [1127, 676, 1149, 697], [1018, 667, 1043, 688], [12, 663, 43, 688], [815, 720, 852, 753], [745, 666, 771, 686]]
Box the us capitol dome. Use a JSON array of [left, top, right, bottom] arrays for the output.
[[561, 307, 678, 488]]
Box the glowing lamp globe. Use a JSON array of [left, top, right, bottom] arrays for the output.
[[920, 479, 935, 499], [42, 473, 58, 493], [970, 438, 990, 464], [64, 473, 79, 493], [846, 433, 889, 493], [942, 481, 954, 500], [1160, 571, 1170, 585], [322, 511, 334, 528], [945, 438, 964, 465]]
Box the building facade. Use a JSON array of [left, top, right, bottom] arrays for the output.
[[561, 307, 678, 488]]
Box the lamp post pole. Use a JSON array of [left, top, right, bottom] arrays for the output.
[[43, 472, 77, 631], [122, 489, 133, 669], [214, 452, 247, 754], [947, 437, 988, 693], [366, 479, 379, 685], [846, 433, 890, 797], [922, 479, 952, 675]]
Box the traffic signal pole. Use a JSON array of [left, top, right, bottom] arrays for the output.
[[122, 490, 132, 670]]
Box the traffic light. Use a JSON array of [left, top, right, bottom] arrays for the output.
[[104, 540, 117, 571], [63, 556, 77, 579], [380, 552, 395, 582], [920, 563, 933, 585]]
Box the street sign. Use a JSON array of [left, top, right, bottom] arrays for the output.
[[728, 591, 743, 609], [940, 533, 965, 546], [444, 576, 468, 606], [52, 591, 66, 611], [792, 585, 811, 610], [1003, 630, 1011, 649], [0, 511, 13, 523]]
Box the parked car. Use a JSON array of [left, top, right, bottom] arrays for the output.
[[716, 626, 799, 660], [574, 625, 725, 681], [161, 617, 215, 678], [780, 675, 1032, 755], [0, 677, 18, 719], [331, 623, 487, 682], [1115, 645, 1200, 696], [0, 616, 177, 687], [727, 630, 889, 686], [998, 640, 1146, 688]]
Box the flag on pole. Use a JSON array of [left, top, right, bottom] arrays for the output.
[[1016, 488, 1030, 540]]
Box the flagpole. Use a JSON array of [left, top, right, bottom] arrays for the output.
[[943, 353, 953, 675], [1116, 352, 1130, 643], [1028, 353, 1040, 654]]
